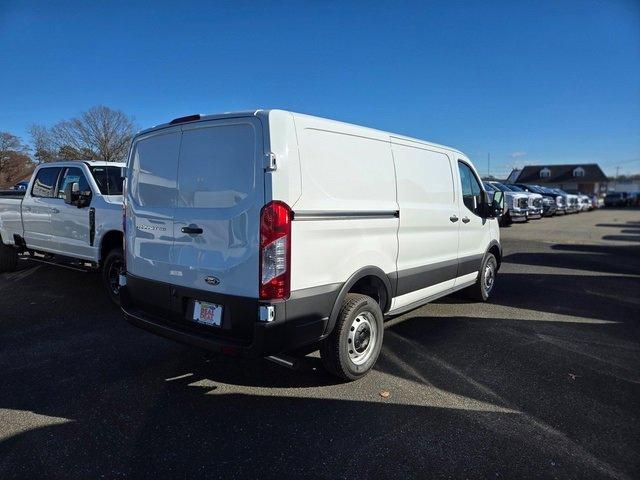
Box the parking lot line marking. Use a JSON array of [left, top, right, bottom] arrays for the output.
[[165, 373, 194, 382]]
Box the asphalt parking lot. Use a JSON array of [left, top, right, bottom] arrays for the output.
[[1, 209, 639, 479]]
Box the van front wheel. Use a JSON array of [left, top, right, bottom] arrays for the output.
[[465, 253, 497, 302], [320, 293, 384, 381]]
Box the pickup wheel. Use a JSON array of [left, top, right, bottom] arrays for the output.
[[465, 252, 497, 302], [0, 243, 18, 273], [102, 248, 124, 306], [320, 293, 384, 381]]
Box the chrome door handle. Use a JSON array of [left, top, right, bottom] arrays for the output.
[[462, 217, 470, 223], [50, 208, 60, 214], [449, 215, 459, 222]]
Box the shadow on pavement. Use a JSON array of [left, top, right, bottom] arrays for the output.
[[1, 223, 640, 478]]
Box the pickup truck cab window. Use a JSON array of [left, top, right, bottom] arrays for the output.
[[457, 160, 482, 215], [89, 166, 124, 195], [58, 167, 92, 200], [31, 167, 62, 198]]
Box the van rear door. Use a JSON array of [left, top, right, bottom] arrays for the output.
[[126, 127, 181, 316], [171, 117, 264, 299]]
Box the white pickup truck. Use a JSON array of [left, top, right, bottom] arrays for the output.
[[0, 161, 125, 304]]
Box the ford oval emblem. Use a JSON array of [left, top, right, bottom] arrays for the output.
[[205, 276, 220, 286]]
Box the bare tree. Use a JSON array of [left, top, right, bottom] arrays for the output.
[[29, 125, 57, 164], [30, 105, 136, 163], [0, 132, 33, 188]]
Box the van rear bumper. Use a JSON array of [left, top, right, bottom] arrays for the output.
[[123, 305, 276, 357], [120, 276, 341, 357]]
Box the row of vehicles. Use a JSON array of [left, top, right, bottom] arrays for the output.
[[483, 181, 598, 226], [603, 191, 640, 208]]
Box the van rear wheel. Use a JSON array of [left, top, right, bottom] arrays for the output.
[[465, 253, 497, 302], [0, 244, 18, 273], [320, 293, 384, 381]]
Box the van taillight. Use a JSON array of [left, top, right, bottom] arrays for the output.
[[259, 201, 291, 300]]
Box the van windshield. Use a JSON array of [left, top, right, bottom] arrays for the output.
[[89, 166, 124, 195]]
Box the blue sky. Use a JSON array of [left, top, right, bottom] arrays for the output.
[[1, 0, 639, 177]]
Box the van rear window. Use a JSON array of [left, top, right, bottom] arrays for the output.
[[177, 123, 256, 208], [130, 131, 181, 207]]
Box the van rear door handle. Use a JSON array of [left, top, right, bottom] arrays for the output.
[[181, 226, 203, 235], [462, 217, 470, 223], [449, 215, 459, 222]]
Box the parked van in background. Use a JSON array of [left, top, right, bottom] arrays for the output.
[[121, 110, 504, 380]]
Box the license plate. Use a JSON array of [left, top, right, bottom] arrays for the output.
[[193, 301, 223, 327]]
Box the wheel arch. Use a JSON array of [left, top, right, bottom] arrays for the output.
[[324, 266, 393, 336], [486, 240, 502, 269], [100, 230, 123, 264]]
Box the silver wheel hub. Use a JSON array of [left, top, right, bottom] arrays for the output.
[[347, 311, 377, 365], [484, 263, 495, 293]]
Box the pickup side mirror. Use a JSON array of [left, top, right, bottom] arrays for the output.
[[63, 182, 91, 208], [64, 182, 79, 205]]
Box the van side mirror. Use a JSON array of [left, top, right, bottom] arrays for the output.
[[481, 190, 504, 218], [492, 191, 505, 217]]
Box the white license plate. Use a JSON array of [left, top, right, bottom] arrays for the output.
[[192, 301, 223, 327]]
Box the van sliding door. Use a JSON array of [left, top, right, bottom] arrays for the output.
[[391, 140, 460, 310]]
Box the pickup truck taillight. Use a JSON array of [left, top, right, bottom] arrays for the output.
[[259, 201, 291, 300]]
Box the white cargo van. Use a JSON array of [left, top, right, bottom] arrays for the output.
[[121, 110, 503, 380]]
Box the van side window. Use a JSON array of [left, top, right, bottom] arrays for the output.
[[31, 167, 62, 198], [58, 167, 91, 199], [458, 161, 482, 215]]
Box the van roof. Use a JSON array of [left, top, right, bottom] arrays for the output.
[[137, 109, 463, 155]]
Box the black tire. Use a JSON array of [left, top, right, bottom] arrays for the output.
[[465, 253, 498, 302], [0, 243, 18, 273], [320, 293, 384, 381], [102, 248, 124, 306]]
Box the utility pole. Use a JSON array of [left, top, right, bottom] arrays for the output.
[[615, 166, 620, 188], [487, 152, 491, 178]]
